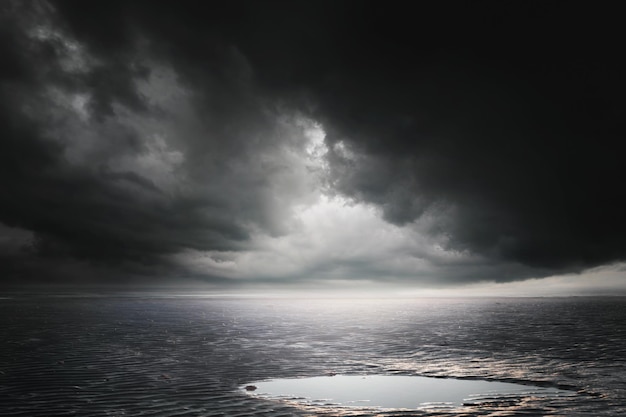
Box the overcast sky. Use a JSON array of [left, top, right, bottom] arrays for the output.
[[1, 1, 625, 294]]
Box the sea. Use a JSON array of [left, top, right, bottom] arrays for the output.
[[1, 295, 625, 416]]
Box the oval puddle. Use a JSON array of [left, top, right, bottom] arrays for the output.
[[243, 375, 575, 410]]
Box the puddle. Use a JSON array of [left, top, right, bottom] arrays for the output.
[[243, 375, 575, 410]]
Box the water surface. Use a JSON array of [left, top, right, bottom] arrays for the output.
[[247, 374, 574, 409], [1, 295, 624, 416]]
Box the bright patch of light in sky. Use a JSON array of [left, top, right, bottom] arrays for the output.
[[174, 192, 468, 284]]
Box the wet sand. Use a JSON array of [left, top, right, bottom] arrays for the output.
[[1, 296, 625, 416]]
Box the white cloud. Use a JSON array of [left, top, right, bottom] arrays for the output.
[[173, 194, 475, 284]]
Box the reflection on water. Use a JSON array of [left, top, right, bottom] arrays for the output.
[[1, 296, 624, 416], [245, 374, 574, 410]]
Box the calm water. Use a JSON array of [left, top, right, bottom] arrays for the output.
[[1, 295, 625, 416], [247, 374, 575, 409]]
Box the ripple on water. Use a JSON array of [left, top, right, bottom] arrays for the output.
[[0, 296, 625, 416]]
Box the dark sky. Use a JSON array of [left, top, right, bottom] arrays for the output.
[[1, 1, 625, 291]]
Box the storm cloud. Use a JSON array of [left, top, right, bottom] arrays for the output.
[[1, 1, 624, 289]]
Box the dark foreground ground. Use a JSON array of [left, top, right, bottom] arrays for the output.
[[1, 295, 625, 416]]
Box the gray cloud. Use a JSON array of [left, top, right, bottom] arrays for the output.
[[239, 2, 626, 274], [1, 1, 625, 288], [0, 1, 326, 284]]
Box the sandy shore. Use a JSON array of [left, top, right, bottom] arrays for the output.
[[1, 296, 624, 416]]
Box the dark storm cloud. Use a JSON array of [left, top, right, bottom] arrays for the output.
[[1, 0, 624, 285], [219, 1, 625, 273], [0, 0, 318, 283]]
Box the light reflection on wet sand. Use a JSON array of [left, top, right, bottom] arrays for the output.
[[0, 296, 624, 416]]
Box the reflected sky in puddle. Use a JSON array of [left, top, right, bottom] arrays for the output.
[[245, 375, 575, 410]]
